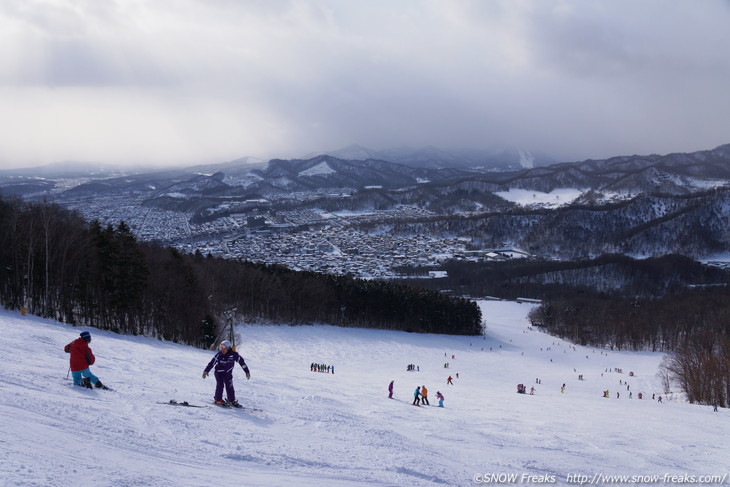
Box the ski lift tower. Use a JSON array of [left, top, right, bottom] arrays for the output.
[[210, 307, 238, 351]]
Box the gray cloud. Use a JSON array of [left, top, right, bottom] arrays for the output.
[[0, 0, 729, 169]]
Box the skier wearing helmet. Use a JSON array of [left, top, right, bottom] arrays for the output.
[[202, 340, 250, 407], [64, 331, 109, 389]]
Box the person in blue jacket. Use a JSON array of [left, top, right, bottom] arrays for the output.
[[413, 386, 421, 406], [203, 340, 250, 407]]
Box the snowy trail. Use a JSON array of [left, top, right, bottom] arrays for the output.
[[1, 301, 727, 487]]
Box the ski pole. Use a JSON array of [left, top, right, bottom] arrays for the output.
[[65, 367, 71, 380]]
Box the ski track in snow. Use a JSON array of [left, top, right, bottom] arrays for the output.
[[1, 301, 727, 487]]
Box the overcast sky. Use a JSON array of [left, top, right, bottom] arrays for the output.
[[1, 0, 729, 170]]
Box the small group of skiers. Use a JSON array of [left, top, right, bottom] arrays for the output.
[[413, 385, 429, 405], [64, 331, 252, 408], [311, 363, 334, 374], [412, 385, 445, 407], [601, 390, 663, 402], [406, 364, 419, 371], [388, 380, 445, 407], [516, 384, 536, 395]]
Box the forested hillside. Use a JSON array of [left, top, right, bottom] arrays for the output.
[[0, 197, 482, 345], [382, 187, 730, 260], [396, 254, 730, 299]]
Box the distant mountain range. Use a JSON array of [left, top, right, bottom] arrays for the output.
[[1, 143, 729, 203], [2, 142, 730, 261], [313, 143, 556, 170]]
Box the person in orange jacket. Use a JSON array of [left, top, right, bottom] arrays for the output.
[[421, 385, 430, 405]]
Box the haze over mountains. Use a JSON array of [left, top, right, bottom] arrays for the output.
[[3, 142, 729, 194], [0, 143, 555, 178], [309, 143, 556, 171]]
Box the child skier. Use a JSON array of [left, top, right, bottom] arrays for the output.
[[202, 340, 250, 407], [64, 331, 108, 389], [436, 391, 445, 407]]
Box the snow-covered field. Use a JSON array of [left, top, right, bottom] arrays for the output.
[[1, 301, 727, 487], [495, 188, 583, 208]]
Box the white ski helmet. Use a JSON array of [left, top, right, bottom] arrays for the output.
[[220, 340, 232, 349]]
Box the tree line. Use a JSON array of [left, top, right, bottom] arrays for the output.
[[394, 254, 730, 300], [0, 197, 482, 348]]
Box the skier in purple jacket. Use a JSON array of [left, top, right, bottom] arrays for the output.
[[203, 340, 250, 407]]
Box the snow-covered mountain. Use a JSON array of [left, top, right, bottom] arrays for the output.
[[1, 301, 727, 486], [317, 144, 556, 170]]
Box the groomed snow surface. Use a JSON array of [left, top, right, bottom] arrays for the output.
[[1, 301, 727, 487]]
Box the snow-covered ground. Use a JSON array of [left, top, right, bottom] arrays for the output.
[[1, 301, 727, 487], [495, 188, 583, 208]]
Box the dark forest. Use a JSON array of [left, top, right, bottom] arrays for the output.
[[0, 197, 483, 348]]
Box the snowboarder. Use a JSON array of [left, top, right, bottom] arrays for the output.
[[64, 331, 108, 389], [421, 385, 429, 405], [202, 340, 250, 407], [447, 376, 453, 385], [388, 380, 394, 398], [413, 386, 421, 406], [436, 391, 445, 407]]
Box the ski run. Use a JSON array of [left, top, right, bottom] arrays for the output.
[[0, 301, 727, 486]]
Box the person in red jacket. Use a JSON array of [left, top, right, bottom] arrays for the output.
[[64, 331, 107, 389]]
